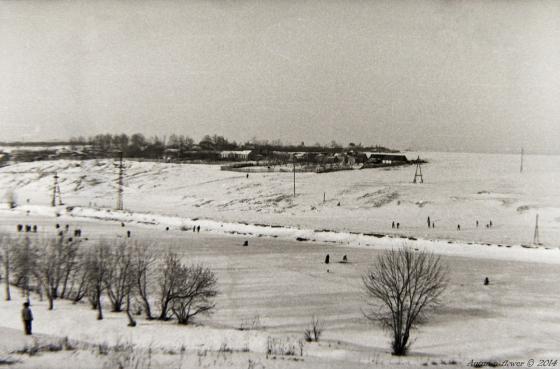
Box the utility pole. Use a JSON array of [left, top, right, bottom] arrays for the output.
[[116, 151, 124, 210], [51, 173, 63, 207], [533, 213, 540, 245], [412, 156, 424, 184], [520, 148, 524, 173], [293, 156, 296, 197]]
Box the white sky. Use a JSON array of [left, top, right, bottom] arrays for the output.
[[1, 0, 559, 153]]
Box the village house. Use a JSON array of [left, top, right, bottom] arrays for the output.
[[365, 153, 409, 165], [220, 150, 253, 161]]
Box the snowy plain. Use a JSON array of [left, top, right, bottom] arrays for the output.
[[1, 151, 559, 248], [0, 151, 559, 368]]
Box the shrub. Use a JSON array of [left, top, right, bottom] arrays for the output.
[[303, 315, 323, 342]]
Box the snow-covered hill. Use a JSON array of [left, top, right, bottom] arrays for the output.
[[1, 151, 559, 247]]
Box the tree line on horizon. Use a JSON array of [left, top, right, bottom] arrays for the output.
[[0, 133, 398, 162], [61, 133, 397, 158]]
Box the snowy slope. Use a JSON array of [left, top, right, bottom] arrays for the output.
[[1, 152, 559, 248]]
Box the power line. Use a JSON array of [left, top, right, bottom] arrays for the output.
[[51, 172, 63, 206], [116, 151, 124, 210], [412, 156, 424, 184], [293, 156, 296, 197]]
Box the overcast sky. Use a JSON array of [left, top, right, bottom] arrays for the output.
[[1, 0, 559, 153]]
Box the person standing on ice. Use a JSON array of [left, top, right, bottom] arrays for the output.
[[457, 224, 461, 231], [21, 302, 33, 335], [392, 221, 395, 229], [427, 216, 431, 228], [476, 220, 479, 227]]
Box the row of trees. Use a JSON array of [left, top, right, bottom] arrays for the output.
[[1, 231, 447, 357], [69, 133, 396, 158], [1, 234, 218, 325]]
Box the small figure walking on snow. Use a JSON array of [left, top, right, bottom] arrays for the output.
[[21, 302, 33, 335], [197, 226, 200, 233], [476, 220, 479, 227], [392, 221, 395, 229], [325, 254, 330, 264], [484, 277, 490, 286], [396, 223, 400, 229], [457, 224, 461, 231], [427, 216, 431, 228], [489, 220, 493, 227]]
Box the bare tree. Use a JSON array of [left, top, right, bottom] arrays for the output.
[[58, 238, 80, 299], [104, 241, 133, 312], [85, 242, 111, 320], [67, 255, 90, 304], [170, 264, 218, 325], [124, 281, 136, 327], [1, 235, 12, 301], [34, 238, 59, 310], [157, 251, 181, 320], [362, 248, 448, 356], [131, 242, 156, 320], [11, 236, 38, 300], [33, 237, 79, 309]]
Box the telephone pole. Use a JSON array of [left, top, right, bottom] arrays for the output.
[[412, 156, 424, 184], [532, 213, 540, 245], [293, 156, 296, 197], [116, 151, 124, 210]]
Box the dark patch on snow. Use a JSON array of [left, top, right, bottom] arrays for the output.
[[363, 233, 386, 238]]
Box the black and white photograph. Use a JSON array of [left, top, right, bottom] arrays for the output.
[[1, 1, 559, 368]]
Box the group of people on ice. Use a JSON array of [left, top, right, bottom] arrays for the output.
[[391, 216, 495, 231]]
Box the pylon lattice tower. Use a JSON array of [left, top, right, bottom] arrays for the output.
[[116, 151, 124, 210], [413, 156, 424, 184], [51, 173, 63, 206], [532, 213, 540, 245]]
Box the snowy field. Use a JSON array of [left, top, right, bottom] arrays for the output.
[[1, 214, 560, 368], [1, 152, 560, 368], [1, 151, 559, 248]]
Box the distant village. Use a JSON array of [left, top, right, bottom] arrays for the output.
[[0, 133, 416, 172]]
